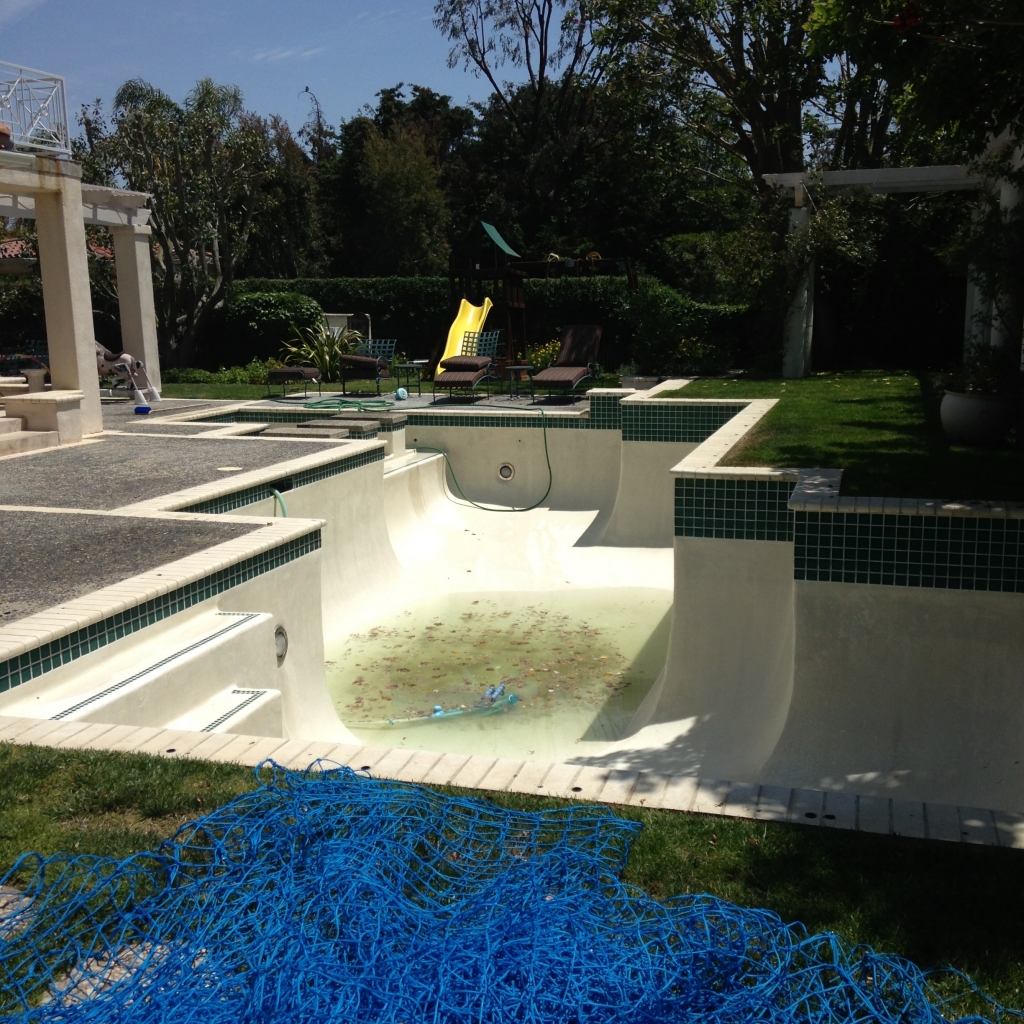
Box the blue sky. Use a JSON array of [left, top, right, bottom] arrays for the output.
[[0, 0, 495, 136]]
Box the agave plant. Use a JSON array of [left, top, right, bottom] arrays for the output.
[[281, 321, 363, 383]]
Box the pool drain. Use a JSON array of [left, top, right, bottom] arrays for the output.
[[497, 462, 515, 481]]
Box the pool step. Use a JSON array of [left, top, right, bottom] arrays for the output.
[[1, 611, 280, 731], [0, 413, 59, 455], [167, 686, 282, 737]]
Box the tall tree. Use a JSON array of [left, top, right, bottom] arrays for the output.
[[807, 0, 1024, 157], [77, 79, 277, 366], [598, 0, 822, 186], [314, 85, 469, 275]]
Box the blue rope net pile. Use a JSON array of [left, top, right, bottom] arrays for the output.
[[0, 763, 1015, 1023]]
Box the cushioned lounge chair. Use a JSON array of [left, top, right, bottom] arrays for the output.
[[530, 324, 602, 399], [266, 366, 322, 397], [432, 331, 501, 402], [339, 339, 397, 395]]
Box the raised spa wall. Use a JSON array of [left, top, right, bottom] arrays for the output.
[[632, 436, 1024, 814]]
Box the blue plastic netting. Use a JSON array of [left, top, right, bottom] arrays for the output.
[[0, 763, 1015, 1023]]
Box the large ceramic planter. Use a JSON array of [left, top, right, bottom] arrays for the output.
[[940, 390, 1018, 445]]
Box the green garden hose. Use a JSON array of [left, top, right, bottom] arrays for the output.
[[269, 488, 289, 517], [302, 397, 392, 412], [417, 409, 553, 513]]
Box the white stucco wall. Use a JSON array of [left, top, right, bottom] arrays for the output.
[[627, 536, 795, 780], [404, 422, 622, 518], [600, 441, 698, 547], [760, 580, 1024, 810], [234, 459, 401, 639]]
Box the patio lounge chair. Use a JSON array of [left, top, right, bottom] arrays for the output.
[[266, 366, 322, 398], [432, 331, 501, 402], [339, 339, 397, 395], [530, 324, 602, 398]]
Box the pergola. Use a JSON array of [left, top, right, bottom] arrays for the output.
[[764, 165, 997, 378], [0, 62, 160, 438]]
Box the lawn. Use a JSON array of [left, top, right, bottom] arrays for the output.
[[160, 380, 401, 401], [160, 373, 625, 403], [660, 371, 1024, 501], [2, 742, 1022, 1012]]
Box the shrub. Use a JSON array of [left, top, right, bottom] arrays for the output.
[[162, 358, 282, 385], [231, 278, 449, 362], [223, 276, 747, 374], [523, 276, 746, 374], [201, 292, 325, 367], [280, 323, 361, 383], [525, 338, 563, 370]]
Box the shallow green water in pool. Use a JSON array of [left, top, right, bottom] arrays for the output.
[[324, 589, 672, 761]]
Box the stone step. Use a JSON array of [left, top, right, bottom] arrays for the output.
[[0, 429, 60, 455], [0, 415, 24, 434]]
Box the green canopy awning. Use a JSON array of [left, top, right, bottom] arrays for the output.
[[480, 221, 520, 258]]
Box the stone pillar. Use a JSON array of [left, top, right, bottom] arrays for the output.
[[110, 223, 161, 389], [34, 167, 102, 435], [782, 187, 814, 379], [992, 174, 1023, 366]]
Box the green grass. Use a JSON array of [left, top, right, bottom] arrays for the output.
[[160, 380, 400, 401], [160, 373, 624, 403], [2, 743, 1022, 1010], [660, 371, 1024, 501], [0, 744, 252, 871]]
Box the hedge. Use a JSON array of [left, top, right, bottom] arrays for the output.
[[199, 291, 325, 367], [217, 276, 748, 373], [231, 278, 449, 363]]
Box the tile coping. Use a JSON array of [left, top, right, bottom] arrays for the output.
[[110, 438, 385, 514], [674, 401, 1024, 518], [0, 515, 324, 665], [1, 716, 1019, 849]]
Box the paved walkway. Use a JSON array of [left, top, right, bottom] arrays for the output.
[[3, 715, 1020, 849]]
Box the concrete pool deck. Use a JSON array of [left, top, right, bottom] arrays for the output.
[[1, 712, 1021, 849]]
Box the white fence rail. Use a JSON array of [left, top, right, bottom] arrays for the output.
[[0, 61, 70, 156]]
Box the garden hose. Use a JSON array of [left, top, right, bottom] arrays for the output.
[[269, 488, 289, 517], [302, 397, 393, 412], [417, 409, 553, 513]]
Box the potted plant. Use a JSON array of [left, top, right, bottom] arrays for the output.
[[938, 143, 1024, 445], [940, 344, 1020, 445]]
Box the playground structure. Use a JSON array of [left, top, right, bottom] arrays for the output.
[[443, 221, 635, 370]]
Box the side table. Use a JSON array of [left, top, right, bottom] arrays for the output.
[[506, 364, 534, 400], [394, 361, 428, 395]]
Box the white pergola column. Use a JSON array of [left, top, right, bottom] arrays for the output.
[[34, 168, 102, 435], [110, 223, 161, 389], [782, 190, 814, 379]]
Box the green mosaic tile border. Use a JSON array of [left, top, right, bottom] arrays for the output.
[[200, 409, 395, 432], [408, 396, 744, 441], [406, 412, 593, 430], [204, 410, 332, 424], [623, 403, 744, 443], [180, 447, 385, 514], [589, 393, 624, 430], [0, 532, 321, 695], [795, 512, 1024, 591], [675, 478, 796, 541]]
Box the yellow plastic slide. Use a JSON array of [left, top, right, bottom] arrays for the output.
[[440, 297, 493, 365]]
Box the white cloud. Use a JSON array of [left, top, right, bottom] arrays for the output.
[[0, 0, 45, 27], [252, 46, 325, 63]]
